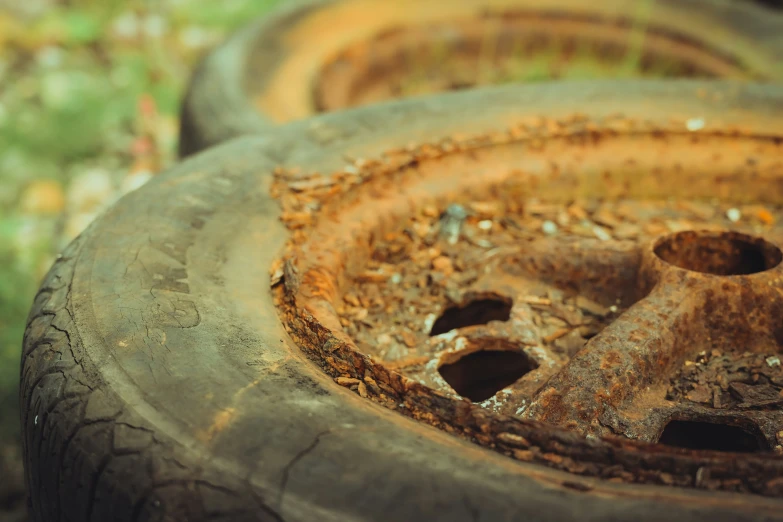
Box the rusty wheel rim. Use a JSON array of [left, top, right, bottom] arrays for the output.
[[247, 0, 783, 122], [313, 10, 755, 111], [179, 0, 783, 157], [273, 98, 783, 497]]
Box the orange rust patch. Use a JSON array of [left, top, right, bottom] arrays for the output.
[[600, 351, 622, 369]]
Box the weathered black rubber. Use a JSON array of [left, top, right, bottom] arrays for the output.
[[177, 0, 783, 157], [23, 81, 783, 521]]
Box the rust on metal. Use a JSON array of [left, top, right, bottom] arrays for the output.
[[271, 114, 783, 497], [313, 11, 754, 111]]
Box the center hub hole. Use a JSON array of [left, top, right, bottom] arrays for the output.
[[653, 231, 782, 275], [438, 344, 537, 402], [657, 419, 768, 453]]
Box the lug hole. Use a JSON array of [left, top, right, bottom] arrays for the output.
[[438, 341, 537, 402], [430, 295, 512, 336], [656, 419, 769, 453]]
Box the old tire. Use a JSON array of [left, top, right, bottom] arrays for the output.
[[24, 80, 783, 521], [177, 0, 783, 156]]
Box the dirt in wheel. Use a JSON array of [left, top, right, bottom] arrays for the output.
[[328, 198, 783, 431], [22, 81, 783, 521], [178, 0, 783, 156]]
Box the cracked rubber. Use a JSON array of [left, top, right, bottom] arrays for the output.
[[22, 80, 783, 521], [177, 0, 783, 157]]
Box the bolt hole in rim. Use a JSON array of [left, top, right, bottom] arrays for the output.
[[657, 418, 770, 453], [429, 296, 513, 336], [438, 346, 538, 402], [654, 230, 783, 275]]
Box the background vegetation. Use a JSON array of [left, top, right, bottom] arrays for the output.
[[0, 0, 282, 513]]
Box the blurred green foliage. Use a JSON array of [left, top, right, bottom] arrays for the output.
[[0, 0, 283, 439]]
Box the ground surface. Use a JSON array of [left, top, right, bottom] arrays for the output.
[[0, 0, 282, 516]]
